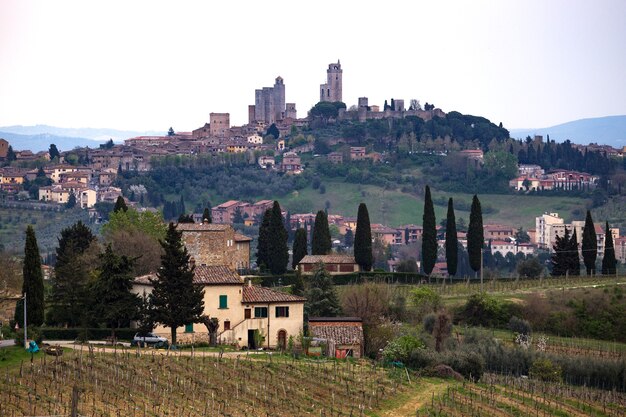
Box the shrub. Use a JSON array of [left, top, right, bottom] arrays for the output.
[[529, 359, 562, 382], [508, 316, 532, 335], [443, 350, 485, 382], [459, 293, 516, 327], [383, 335, 425, 363], [409, 286, 441, 318]]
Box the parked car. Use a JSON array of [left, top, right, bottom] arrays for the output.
[[130, 332, 169, 348]]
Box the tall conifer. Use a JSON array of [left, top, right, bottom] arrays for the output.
[[150, 223, 204, 344], [267, 201, 289, 275], [292, 228, 308, 270], [602, 221, 617, 275], [569, 230, 581, 276], [354, 203, 373, 271], [256, 210, 272, 271], [202, 207, 212, 223], [422, 186, 437, 275], [445, 198, 458, 277], [582, 210, 597, 275], [467, 195, 484, 273], [312, 210, 331, 255], [15, 226, 45, 326]]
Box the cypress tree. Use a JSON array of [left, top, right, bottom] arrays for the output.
[[14, 226, 45, 326], [305, 263, 341, 317], [150, 223, 205, 345], [569, 230, 581, 276], [602, 221, 617, 275], [467, 195, 484, 273], [421, 186, 437, 275], [267, 201, 289, 275], [445, 198, 458, 277], [179, 195, 186, 216], [344, 228, 354, 248], [202, 207, 212, 223], [551, 228, 571, 276], [113, 196, 128, 213], [292, 228, 308, 270], [312, 210, 331, 255], [581, 210, 597, 275], [65, 192, 77, 209], [256, 209, 271, 271], [354, 203, 373, 271]]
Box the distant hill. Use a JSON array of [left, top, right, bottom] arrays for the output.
[[510, 115, 626, 148], [0, 125, 162, 152]]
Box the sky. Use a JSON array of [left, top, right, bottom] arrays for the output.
[[1, 0, 625, 132]]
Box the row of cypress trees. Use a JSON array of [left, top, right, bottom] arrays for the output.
[[422, 185, 484, 277], [257, 201, 374, 274]]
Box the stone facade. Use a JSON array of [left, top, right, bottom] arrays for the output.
[[254, 77, 286, 124], [0, 138, 8, 159], [320, 61, 342, 102], [209, 113, 230, 137], [178, 222, 251, 270]]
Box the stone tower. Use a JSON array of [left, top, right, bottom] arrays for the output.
[[254, 76, 286, 124], [320, 60, 342, 103]]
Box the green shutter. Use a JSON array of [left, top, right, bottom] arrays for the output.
[[185, 323, 193, 333], [219, 295, 228, 309]]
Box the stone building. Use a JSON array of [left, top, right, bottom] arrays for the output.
[[309, 317, 364, 358], [253, 77, 286, 124], [0, 138, 8, 159], [177, 222, 251, 271], [320, 60, 343, 102], [209, 113, 230, 137], [297, 255, 360, 275]]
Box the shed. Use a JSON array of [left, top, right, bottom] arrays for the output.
[[308, 317, 364, 358]]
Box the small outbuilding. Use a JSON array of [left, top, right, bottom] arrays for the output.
[[297, 255, 360, 275], [308, 317, 364, 358]]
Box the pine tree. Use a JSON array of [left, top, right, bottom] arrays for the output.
[[91, 245, 140, 338], [422, 186, 437, 275], [354, 203, 373, 271], [551, 228, 571, 276], [467, 195, 484, 273], [306, 264, 341, 317], [150, 223, 205, 345], [267, 201, 289, 275], [202, 207, 212, 223], [602, 221, 617, 275], [49, 221, 96, 326], [312, 210, 331, 255], [582, 210, 597, 275], [14, 226, 45, 326], [256, 209, 271, 271], [292, 269, 305, 296], [445, 198, 458, 277], [114, 196, 128, 213], [48, 144, 60, 160], [292, 228, 308, 270]]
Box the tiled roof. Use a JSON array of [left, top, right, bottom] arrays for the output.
[[309, 322, 364, 345], [176, 223, 230, 231], [299, 255, 357, 264], [134, 265, 243, 286], [234, 233, 252, 242], [242, 286, 306, 303]]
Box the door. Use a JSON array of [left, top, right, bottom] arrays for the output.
[[248, 329, 257, 350], [244, 308, 251, 319], [277, 330, 287, 351]]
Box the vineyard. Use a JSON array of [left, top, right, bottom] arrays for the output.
[[0, 346, 409, 417], [420, 373, 626, 417]]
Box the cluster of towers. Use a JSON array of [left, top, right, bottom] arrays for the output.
[[249, 60, 343, 125]]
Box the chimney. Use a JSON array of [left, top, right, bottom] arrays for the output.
[[248, 279, 252, 287]]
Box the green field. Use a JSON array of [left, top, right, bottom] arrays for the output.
[[263, 179, 589, 228]]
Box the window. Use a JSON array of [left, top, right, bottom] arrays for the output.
[[219, 295, 228, 309], [255, 307, 268, 318], [224, 320, 231, 331], [185, 323, 193, 333], [275, 306, 289, 318]]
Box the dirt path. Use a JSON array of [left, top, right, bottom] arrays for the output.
[[381, 379, 454, 417]]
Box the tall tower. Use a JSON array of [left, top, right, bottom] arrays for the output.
[[320, 60, 342, 103], [273, 76, 285, 122]]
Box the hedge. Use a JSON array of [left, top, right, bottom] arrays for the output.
[[257, 271, 427, 287], [40, 327, 137, 341]]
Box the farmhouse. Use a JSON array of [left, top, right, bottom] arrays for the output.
[[308, 317, 364, 358], [133, 268, 305, 349], [297, 255, 360, 275]]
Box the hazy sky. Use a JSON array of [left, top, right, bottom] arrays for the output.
[[1, 0, 625, 132]]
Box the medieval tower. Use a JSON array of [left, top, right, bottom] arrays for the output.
[[320, 60, 343, 102], [253, 76, 286, 124]]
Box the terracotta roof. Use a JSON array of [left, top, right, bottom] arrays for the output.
[[234, 233, 252, 242], [134, 265, 243, 286], [299, 255, 357, 264], [242, 286, 306, 303], [176, 223, 230, 231], [309, 322, 364, 345]]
